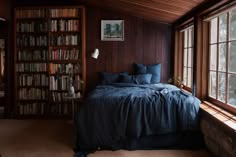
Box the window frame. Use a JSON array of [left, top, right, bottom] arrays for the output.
[[182, 26, 194, 91], [207, 11, 236, 113]]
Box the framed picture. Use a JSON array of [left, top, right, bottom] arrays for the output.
[[101, 20, 124, 41]]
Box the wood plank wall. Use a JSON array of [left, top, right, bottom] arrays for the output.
[[86, 7, 173, 92]]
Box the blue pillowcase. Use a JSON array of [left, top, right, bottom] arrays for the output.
[[100, 72, 119, 84], [134, 63, 147, 74], [119, 74, 152, 84], [134, 63, 161, 84], [100, 72, 129, 84], [119, 75, 133, 83], [133, 74, 152, 84], [147, 64, 161, 84]]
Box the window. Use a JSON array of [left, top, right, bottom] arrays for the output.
[[209, 9, 236, 108], [183, 27, 193, 89]]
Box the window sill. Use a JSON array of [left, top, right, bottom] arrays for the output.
[[200, 101, 236, 132], [181, 88, 192, 95]]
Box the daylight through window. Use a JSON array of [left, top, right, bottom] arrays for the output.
[[183, 27, 193, 89], [209, 8, 236, 108]]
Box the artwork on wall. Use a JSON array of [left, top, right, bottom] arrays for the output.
[[101, 20, 124, 41]]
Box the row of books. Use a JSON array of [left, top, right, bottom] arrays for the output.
[[17, 102, 76, 115], [49, 76, 70, 90], [18, 88, 47, 100], [49, 49, 79, 60], [18, 74, 48, 86], [16, 9, 47, 18], [17, 103, 47, 115], [50, 20, 80, 32], [17, 20, 79, 33], [17, 50, 48, 61], [16, 22, 48, 32], [50, 35, 79, 46], [49, 75, 81, 91], [17, 35, 48, 47], [17, 63, 47, 72], [50, 9, 79, 18], [49, 63, 80, 74], [49, 63, 71, 74], [50, 92, 67, 102]]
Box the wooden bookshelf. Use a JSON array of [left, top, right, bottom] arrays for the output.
[[14, 6, 86, 117]]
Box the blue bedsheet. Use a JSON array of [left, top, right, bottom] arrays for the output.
[[75, 83, 201, 151]]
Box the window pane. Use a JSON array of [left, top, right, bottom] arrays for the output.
[[229, 41, 236, 73], [228, 74, 236, 106], [183, 67, 187, 85], [210, 18, 218, 44], [218, 43, 226, 72], [218, 72, 226, 102], [184, 49, 187, 66], [184, 30, 188, 48], [188, 28, 193, 47], [210, 44, 217, 70], [187, 68, 192, 87], [219, 14, 227, 42], [209, 71, 216, 98], [229, 9, 236, 41], [188, 48, 192, 67]]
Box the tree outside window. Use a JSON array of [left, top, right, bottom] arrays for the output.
[[209, 9, 236, 107], [183, 27, 193, 89]]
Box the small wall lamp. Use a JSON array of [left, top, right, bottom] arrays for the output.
[[91, 48, 99, 59]]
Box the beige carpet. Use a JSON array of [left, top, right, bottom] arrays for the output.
[[0, 120, 211, 157]]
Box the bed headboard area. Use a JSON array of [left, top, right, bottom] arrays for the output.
[[86, 7, 173, 92]]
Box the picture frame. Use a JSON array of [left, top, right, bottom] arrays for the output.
[[101, 20, 124, 41]]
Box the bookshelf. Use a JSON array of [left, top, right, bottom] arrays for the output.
[[14, 6, 86, 117]]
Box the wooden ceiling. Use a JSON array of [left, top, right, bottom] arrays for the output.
[[87, 0, 207, 24]]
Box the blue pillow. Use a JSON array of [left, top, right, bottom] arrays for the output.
[[134, 63, 147, 74], [119, 75, 133, 83], [147, 64, 161, 84], [100, 72, 119, 84], [133, 74, 152, 84]]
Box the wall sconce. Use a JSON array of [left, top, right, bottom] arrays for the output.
[[91, 48, 99, 59]]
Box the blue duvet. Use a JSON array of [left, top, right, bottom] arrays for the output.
[[75, 83, 201, 151]]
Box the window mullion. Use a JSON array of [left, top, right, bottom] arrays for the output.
[[226, 12, 229, 103], [187, 30, 189, 87], [216, 17, 219, 100]]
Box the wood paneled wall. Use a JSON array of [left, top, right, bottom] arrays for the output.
[[86, 7, 173, 92], [0, 0, 11, 20]]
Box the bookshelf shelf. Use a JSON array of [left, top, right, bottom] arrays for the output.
[[17, 32, 48, 35], [49, 45, 80, 48], [14, 6, 86, 117], [49, 31, 80, 34], [17, 60, 47, 63], [17, 86, 48, 88], [49, 60, 79, 64], [49, 17, 80, 19]]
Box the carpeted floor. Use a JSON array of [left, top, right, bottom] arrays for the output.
[[0, 120, 211, 157]]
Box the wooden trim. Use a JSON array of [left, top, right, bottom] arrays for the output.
[[203, 0, 236, 21], [81, 6, 86, 95], [192, 16, 198, 96], [175, 18, 193, 31], [201, 21, 209, 99], [207, 97, 236, 115], [13, 8, 17, 116], [174, 31, 179, 83]]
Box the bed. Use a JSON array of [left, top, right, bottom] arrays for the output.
[[74, 83, 203, 156]]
